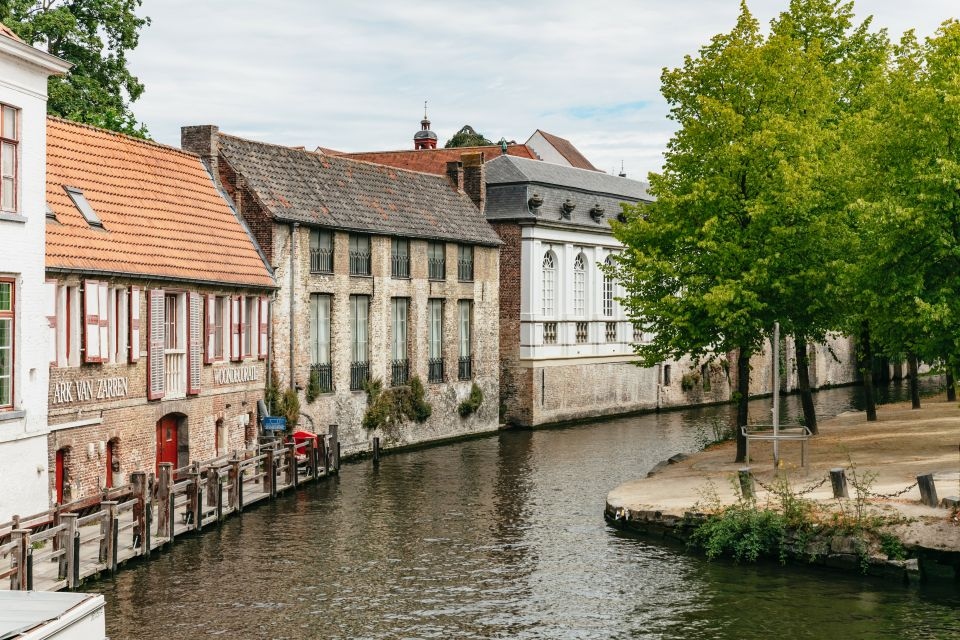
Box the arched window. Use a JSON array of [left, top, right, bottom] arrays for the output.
[[542, 251, 556, 316], [573, 253, 586, 316], [603, 255, 615, 317]]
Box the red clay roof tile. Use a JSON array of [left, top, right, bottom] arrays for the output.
[[334, 144, 538, 176]]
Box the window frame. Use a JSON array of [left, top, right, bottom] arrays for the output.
[[0, 278, 14, 409], [573, 252, 586, 316], [349, 234, 372, 276], [457, 244, 474, 282], [427, 241, 446, 281], [602, 255, 615, 317], [309, 228, 334, 274], [541, 251, 556, 316], [0, 104, 18, 213], [310, 293, 332, 365], [391, 238, 410, 279]]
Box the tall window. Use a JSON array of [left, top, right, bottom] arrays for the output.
[[214, 296, 225, 360], [428, 298, 444, 382], [349, 295, 369, 390], [164, 294, 186, 397], [1, 105, 17, 212], [457, 245, 474, 282], [541, 251, 556, 316], [573, 252, 586, 316], [428, 241, 446, 280], [603, 255, 615, 317], [0, 280, 13, 408], [391, 298, 409, 386], [349, 234, 371, 276], [310, 229, 334, 273], [458, 300, 472, 380], [244, 296, 257, 357], [106, 287, 128, 364], [310, 294, 332, 394], [391, 238, 410, 278]]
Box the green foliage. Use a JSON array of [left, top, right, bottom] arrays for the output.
[[457, 383, 484, 417], [879, 532, 906, 561], [444, 124, 492, 148], [264, 366, 281, 416], [274, 387, 300, 432], [690, 500, 790, 564], [362, 376, 432, 431], [0, 0, 151, 137], [306, 368, 321, 404], [680, 371, 700, 392]]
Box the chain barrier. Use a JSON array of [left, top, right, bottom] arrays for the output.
[[752, 475, 828, 496], [864, 481, 918, 499]]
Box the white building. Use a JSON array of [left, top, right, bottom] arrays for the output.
[[0, 24, 70, 517]]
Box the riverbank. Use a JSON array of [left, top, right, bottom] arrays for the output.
[[605, 395, 960, 582]]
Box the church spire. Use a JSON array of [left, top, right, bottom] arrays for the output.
[[414, 100, 438, 150]]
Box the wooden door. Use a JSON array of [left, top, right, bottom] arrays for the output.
[[156, 416, 179, 472], [55, 449, 66, 504]]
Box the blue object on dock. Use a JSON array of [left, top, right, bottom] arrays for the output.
[[263, 417, 287, 431]]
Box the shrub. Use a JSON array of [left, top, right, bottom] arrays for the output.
[[277, 387, 300, 431], [680, 371, 701, 391], [362, 376, 432, 431], [457, 383, 484, 417], [306, 367, 321, 404]]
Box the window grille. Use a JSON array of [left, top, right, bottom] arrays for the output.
[[428, 242, 446, 280], [310, 363, 333, 393], [391, 238, 410, 278], [310, 229, 334, 273], [573, 253, 586, 316], [542, 251, 556, 316], [349, 234, 371, 276], [391, 359, 409, 387], [457, 245, 474, 281]]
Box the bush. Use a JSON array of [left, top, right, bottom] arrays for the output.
[[277, 388, 300, 431], [306, 368, 321, 404], [457, 383, 484, 417], [362, 376, 432, 431], [680, 371, 701, 391]]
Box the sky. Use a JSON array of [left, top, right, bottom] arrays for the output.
[[129, 1, 954, 180]]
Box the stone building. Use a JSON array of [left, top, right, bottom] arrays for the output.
[[45, 118, 275, 503], [0, 24, 70, 518], [181, 126, 501, 456]]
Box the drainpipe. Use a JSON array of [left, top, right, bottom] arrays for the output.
[[656, 363, 662, 411], [289, 222, 299, 390]]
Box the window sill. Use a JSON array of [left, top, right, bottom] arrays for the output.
[[349, 273, 373, 278], [391, 275, 411, 280], [309, 270, 334, 276], [0, 409, 26, 422], [0, 212, 27, 224]]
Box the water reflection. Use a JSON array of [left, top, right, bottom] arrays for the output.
[[90, 379, 958, 639]]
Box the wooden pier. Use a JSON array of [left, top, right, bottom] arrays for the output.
[[0, 433, 339, 592]]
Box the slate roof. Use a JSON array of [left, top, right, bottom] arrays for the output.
[[528, 129, 599, 171], [335, 144, 538, 176], [46, 117, 275, 288], [484, 155, 652, 229], [217, 133, 501, 246]]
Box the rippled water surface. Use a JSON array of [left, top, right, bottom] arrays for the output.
[[92, 379, 960, 639]]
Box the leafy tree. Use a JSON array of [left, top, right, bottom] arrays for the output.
[[444, 124, 492, 148], [0, 0, 150, 137]]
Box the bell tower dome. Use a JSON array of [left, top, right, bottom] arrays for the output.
[[414, 101, 438, 150]]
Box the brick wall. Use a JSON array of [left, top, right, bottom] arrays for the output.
[[489, 222, 528, 425]]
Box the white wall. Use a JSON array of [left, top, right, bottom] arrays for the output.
[[525, 131, 572, 168]]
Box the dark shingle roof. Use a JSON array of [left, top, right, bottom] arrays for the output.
[[485, 155, 651, 199], [217, 134, 501, 246]]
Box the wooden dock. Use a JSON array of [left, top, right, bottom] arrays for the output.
[[0, 432, 339, 592]]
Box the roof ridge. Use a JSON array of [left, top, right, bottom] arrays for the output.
[[48, 116, 203, 161], [341, 144, 528, 156]]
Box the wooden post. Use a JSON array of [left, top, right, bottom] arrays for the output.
[[738, 467, 755, 499], [215, 470, 224, 523], [305, 439, 316, 480], [11, 529, 29, 591], [264, 448, 276, 498], [373, 437, 380, 467], [206, 467, 218, 509], [99, 501, 117, 570], [918, 473, 939, 507], [60, 513, 78, 589], [328, 424, 339, 473], [187, 472, 202, 531], [130, 471, 147, 552], [157, 463, 173, 539], [319, 438, 328, 477], [228, 457, 240, 512], [830, 468, 849, 499], [286, 442, 297, 489], [144, 500, 152, 556]]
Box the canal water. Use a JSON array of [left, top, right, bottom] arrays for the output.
[[91, 379, 959, 639]]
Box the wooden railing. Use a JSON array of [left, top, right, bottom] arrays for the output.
[[0, 428, 341, 592]]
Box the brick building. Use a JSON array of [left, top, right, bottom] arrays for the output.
[[45, 118, 275, 503], [181, 126, 501, 455]]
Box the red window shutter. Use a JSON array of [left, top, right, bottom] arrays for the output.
[[98, 282, 109, 361], [204, 294, 215, 364], [83, 279, 101, 363], [258, 296, 268, 360], [147, 289, 165, 400], [231, 296, 242, 362], [187, 292, 202, 395], [45, 281, 58, 365], [129, 286, 140, 363]]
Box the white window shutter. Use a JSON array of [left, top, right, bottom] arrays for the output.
[[188, 292, 202, 395], [129, 286, 140, 363], [240, 295, 249, 358], [98, 282, 109, 361], [45, 281, 58, 365], [258, 296, 268, 360], [231, 296, 242, 361], [147, 289, 165, 400], [204, 294, 215, 364], [83, 279, 101, 363]]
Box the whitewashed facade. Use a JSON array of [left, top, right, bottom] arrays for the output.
[[0, 27, 69, 517]]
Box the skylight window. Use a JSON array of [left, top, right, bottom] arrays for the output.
[[45, 202, 56, 221], [64, 186, 102, 228]]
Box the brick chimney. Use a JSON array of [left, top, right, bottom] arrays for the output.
[[461, 152, 485, 214], [446, 160, 464, 193], [181, 124, 220, 179]]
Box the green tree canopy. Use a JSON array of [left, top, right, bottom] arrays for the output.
[[0, 0, 150, 137], [444, 125, 492, 148]]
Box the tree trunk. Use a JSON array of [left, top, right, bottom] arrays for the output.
[[908, 351, 920, 409], [860, 321, 877, 421], [794, 335, 818, 435], [947, 369, 956, 402], [735, 347, 750, 463]]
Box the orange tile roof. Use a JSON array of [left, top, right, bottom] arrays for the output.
[[0, 22, 23, 43], [334, 143, 538, 176], [46, 117, 274, 288]]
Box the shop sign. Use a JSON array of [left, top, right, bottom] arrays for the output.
[[52, 377, 129, 404], [214, 365, 259, 385]]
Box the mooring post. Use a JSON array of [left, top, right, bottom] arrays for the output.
[[265, 447, 276, 498], [228, 457, 240, 512], [157, 463, 173, 540], [305, 439, 316, 480], [830, 468, 849, 499], [319, 438, 328, 477], [328, 424, 340, 473], [188, 471, 202, 531], [60, 513, 78, 589], [286, 442, 297, 489], [206, 467, 218, 509], [130, 471, 146, 553], [11, 529, 29, 591], [99, 501, 117, 569], [917, 473, 939, 507], [738, 467, 755, 499], [372, 437, 380, 467]]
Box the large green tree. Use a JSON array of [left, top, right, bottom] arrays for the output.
[[444, 125, 492, 148], [0, 0, 150, 136]]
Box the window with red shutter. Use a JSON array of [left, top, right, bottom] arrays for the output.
[[231, 296, 241, 362], [204, 294, 215, 364], [187, 293, 202, 394], [83, 280, 101, 363], [129, 286, 140, 363], [259, 296, 268, 360], [147, 289, 165, 400]]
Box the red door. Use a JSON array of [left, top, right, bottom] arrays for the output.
[[156, 416, 179, 472], [105, 442, 113, 489], [55, 449, 66, 504]]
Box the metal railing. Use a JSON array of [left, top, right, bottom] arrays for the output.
[[457, 258, 473, 282], [350, 361, 370, 390], [310, 248, 333, 273], [349, 251, 371, 276], [391, 253, 410, 278], [458, 355, 472, 380], [391, 359, 409, 387], [428, 358, 444, 383], [310, 363, 333, 394], [428, 257, 445, 281]]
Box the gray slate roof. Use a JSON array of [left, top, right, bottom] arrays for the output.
[[217, 134, 501, 246], [484, 155, 652, 228]]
